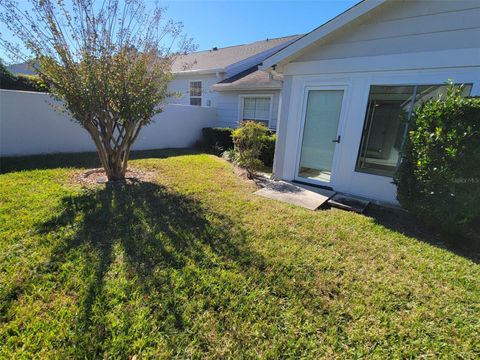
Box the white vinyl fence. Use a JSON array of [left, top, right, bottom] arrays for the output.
[[0, 89, 217, 156]]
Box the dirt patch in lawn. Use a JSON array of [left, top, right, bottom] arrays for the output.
[[71, 168, 157, 186], [219, 153, 272, 188]]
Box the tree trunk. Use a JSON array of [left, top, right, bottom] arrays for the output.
[[105, 152, 126, 181], [86, 124, 129, 182]]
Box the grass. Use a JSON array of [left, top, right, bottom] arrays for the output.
[[1, 150, 479, 359]]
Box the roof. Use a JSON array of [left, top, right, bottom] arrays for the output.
[[212, 66, 282, 91], [172, 35, 301, 74], [260, 0, 387, 70], [6, 62, 36, 75]]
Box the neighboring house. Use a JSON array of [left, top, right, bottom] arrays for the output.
[[168, 35, 300, 128], [260, 0, 480, 205], [6, 62, 36, 75], [7, 35, 300, 130]]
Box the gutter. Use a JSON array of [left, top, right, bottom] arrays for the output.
[[212, 84, 282, 92], [173, 68, 225, 76]]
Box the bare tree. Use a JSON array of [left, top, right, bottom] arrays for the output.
[[0, 0, 195, 180]]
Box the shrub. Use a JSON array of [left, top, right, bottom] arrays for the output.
[[201, 127, 233, 154], [0, 62, 47, 92], [395, 85, 480, 247], [259, 133, 276, 167], [223, 148, 239, 163], [232, 121, 269, 178]]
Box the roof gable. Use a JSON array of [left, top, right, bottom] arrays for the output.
[[261, 0, 480, 70], [259, 0, 387, 70]]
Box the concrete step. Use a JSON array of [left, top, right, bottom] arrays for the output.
[[327, 194, 370, 213]]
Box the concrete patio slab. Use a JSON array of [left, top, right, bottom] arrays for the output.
[[254, 180, 335, 210], [287, 181, 336, 198]]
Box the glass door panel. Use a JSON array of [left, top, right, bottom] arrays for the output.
[[297, 90, 344, 183]]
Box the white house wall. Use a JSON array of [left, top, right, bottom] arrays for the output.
[[167, 75, 281, 129], [294, 0, 480, 62], [276, 67, 480, 205], [167, 74, 221, 107], [215, 90, 281, 129], [273, 0, 480, 205]]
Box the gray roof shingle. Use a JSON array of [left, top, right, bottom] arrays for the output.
[[172, 35, 300, 73]]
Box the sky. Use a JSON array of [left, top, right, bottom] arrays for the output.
[[0, 0, 359, 62], [162, 0, 358, 51]]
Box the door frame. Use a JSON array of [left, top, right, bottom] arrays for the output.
[[294, 84, 350, 188]]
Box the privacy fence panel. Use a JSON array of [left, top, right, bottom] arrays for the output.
[[0, 89, 217, 156]]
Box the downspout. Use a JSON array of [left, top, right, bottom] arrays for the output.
[[265, 63, 283, 180], [272, 89, 282, 180]]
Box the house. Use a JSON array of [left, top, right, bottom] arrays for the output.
[[168, 35, 300, 129], [260, 0, 480, 205], [5, 62, 36, 75], [7, 35, 300, 130]]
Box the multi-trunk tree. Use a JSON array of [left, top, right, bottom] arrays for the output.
[[0, 0, 194, 180]]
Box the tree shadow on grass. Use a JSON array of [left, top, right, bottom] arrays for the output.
[[364, 204, 479, 264], [26, 181, 264, 357]]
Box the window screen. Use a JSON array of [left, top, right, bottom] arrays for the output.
[[242, 97, 271, 125], [189, 81, 202, 106]]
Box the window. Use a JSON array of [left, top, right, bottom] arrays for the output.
[[241, 96, 272, 126], [356, 84, 472, 177], [189, 81, 202, 106]]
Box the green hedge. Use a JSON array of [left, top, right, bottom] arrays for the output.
[[0, 62, 47, 92], [201, 127, 234, 153], [259, 133, 276, 167], [201, 126, 276, 167], [395, 85, 480, 247]]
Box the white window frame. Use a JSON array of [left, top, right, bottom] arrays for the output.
[[189, 80, 202, 106], [355, 82, 474, 178], [238, 94, 274, 128]]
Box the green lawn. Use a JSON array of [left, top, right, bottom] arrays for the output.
[[1, 150, 479, 359]]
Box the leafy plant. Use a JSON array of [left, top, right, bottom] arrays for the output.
[[223, 148, 239, 163], [0, 0, 194, 181], [232, 121, 269, 178], [396, 85, 480, 246], [259, 133, 276, 167], [0, 62, 46, 92]]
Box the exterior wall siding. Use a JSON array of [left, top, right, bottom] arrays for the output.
[[167, 75, 281, 129], [273, 0, 480, 204], [215, 90, 281, 129], [167, 74, 220, 107], [294, 0, 480, 62]]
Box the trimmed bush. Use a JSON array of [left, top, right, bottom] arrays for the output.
[[201, 127, 233, 154], [395, 85, 480, 247], [232, 121, 269, 178], [0, 63, 47, 92], [202, 124, 276, 169], [259, 133, 276, 167]]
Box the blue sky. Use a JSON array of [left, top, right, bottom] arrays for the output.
[[164, 0, 358, 51], [0, 0, 358, 61]]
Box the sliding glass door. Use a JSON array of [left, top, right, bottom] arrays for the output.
[[297, 89, 344, 184]]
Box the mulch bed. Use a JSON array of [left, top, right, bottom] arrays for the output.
[[71, 168, 157, 186]]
